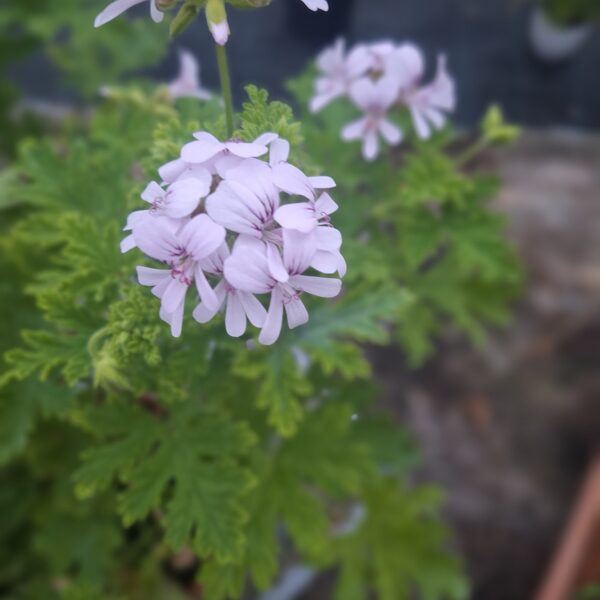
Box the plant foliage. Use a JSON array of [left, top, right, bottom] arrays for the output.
[[0, 16, 521, 597]]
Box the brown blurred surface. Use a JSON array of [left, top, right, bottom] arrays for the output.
[[369, 131, 600, 600]]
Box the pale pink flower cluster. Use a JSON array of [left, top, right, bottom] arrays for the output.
[[310, 40, 456, 161], [122, 132, 345, 345]]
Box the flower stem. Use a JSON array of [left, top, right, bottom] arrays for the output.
[[456, 138, 489, 168], [215, 43, 234, 138]]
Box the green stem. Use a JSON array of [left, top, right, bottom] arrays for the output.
[[216, 43, 234, 137], [456, 138, 489, 168]]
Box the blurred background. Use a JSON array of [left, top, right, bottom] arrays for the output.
[[7, 0, 600, 128], [3, 1, 600, 599]]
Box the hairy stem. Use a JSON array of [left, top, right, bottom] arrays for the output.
[[216, 43, 234, 137]]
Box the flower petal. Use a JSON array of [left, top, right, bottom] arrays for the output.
[[283, 229, 317, 275], [162, 277, 189, 314], [239, 291, 267, 328], [225, 293, 247, 337], [194, 266, 219, 311], [141, 181, 164, 204], [272, 163, 314, 200], [137, 266, 170, 287], [181, 134, 224, 163], [159, 159, 186, 184], [166, 177, 209, 218], [285, 297, 309, 330], [180, 214, 226, 261], [266, 241, 290, 283], [193, 280, 226, 323], [132, 214, 181, 262], [274, 202, 316, 233], [309, 176, 336, 191], [259, 287, 284, 345], [94, 0, 145, 27], [224, 236, 274, 294], [224, 140, 269, 158], [290, 274, 342, 298], [341, 117, 367, 142], [160, 299, 185, 338], [363, 130, 380, 161], [379, 119, 402, 145], [269, 138, 290, 165]]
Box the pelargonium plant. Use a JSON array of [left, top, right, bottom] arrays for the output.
[[0, 1, 521, 599]]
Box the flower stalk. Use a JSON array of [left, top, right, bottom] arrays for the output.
[[216, 43, 234, 137]]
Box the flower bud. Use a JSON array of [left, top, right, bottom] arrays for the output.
[[206, 0, 230, 45], [482, 105, 521, 146]]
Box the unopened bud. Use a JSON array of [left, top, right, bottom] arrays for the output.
[[482, 105, 521, 146], [206, 0, 230, 45]]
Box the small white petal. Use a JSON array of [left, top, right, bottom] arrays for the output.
[[269, 138, 290, 165], [259, 287, 284, 345], [309, 176, 336, 190], [225, 293, 247, 337], [290, 275, 341, 298], [239, 291, 267, 328], [363, 130, 380, 161], [285, 297, 309, 329], [299, 0, 329, 11], [272, 163, 314, 200], [194, 267, 219, 311], [94, 0, 145, 27], [137, 266, 170, 287], [341, 118, 367, 142], [274, 203, 316, 233], [379, 119, 403, 145], [266, 242, 290, 283], [193, 281, 226, 324]]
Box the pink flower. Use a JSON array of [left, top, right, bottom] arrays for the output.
[[133, 215, 226, 337], [341, 76, 403, 161], [224, 234, 341, 345], [168, 50, 212, 101], [274, 192, 338, 234], [404, 56, 456, 139], [310, 40, 372, 113], [192, 244, 267, 337], [141, 177, 210, 218], [300, 0, 329, 11], [120, 176, 210, 253], [206, 159, 279, 238], [275, 193, 346, 277], [94, 0, 163, 27]]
